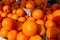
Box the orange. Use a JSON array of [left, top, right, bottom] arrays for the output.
[[16, 8, 25, 16], [7, 13, 12, 18], [18, 17, 26, 22], [26, 1, 35, 9], [52, 10, 60, 22], [46, 26, 58, 38], [26, 17, 35, 22], [17, 22, 23, 31], [45, 20, 56, 28], [11, 14, 18, 20], [17, 32, 29, 40], [1, 12, 7, 17], [32, 9, 43, 19], [12, 9, 16, 14], [36, 20, 44, 26], [0, 28, 9, 38], [30, 35, 42, 40], [2, 18, 17, 30], [22, 21, 37, 36], [7, 30, 18, 40], [3, 5, 11, 13], [46, 14, 53, 20]]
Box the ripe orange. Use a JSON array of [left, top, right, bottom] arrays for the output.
[[52, 10, 60, 22], [7, 13, 12, 18], [12, 9, 16, 14], [11, 14, 18, 20], [22, 21, 37, 36], [26, 1, 35, 9], [17, 22, 23, 31], [7, 30, 18, 40], [16, 8, 25, 17], [17, 32, 29, 40], [26, 17, 35, 22], [18, 17, 26, 22], [1, 12, 7, 17], [45, 20, 56, 28], [30, 35, 43, 40], [32, 9, 43, 19], [2, 18, 17, 30], [0, 28, 9, 38], [46, 26, 58, 38], [36, 20, 44, 26], [3, 5, 11, 13]]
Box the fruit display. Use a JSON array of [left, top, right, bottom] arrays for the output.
[[0, 0, 60, 40]]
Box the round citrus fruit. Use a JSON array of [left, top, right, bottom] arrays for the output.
[[30, 35, 43, 40], [7, 30, 18, 40], [17, 32, 29, 40], [16, 8, 25, 16], [32, 9, 43, 19], [22, 21, 37, 36], [0, 28, 9, 38]]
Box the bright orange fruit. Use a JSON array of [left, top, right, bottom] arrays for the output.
[[17, 32, 29, 40], [0, 28, 9, 38], [32, 9, 43, 19], [2, 18, 17, 30], [22, 21, 37, 36], [30, 35, 43, 40], [16, 8, 25, 17], [7, 30, 18, 40]]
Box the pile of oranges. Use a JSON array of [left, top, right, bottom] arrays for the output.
[[0, 0, 60, 40]]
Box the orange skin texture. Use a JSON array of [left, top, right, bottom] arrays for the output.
[[7, 13, 12, 18], [36, 20, 44, 26], [32, 9, 43, 20], [18, 17, 26, 22], [2, 18, 17, 30], [7, 30, 18, 40], [3, 5, 11, 13], [1, 12, 7, 17], [16, 8, 25, 17], [52, 10, 60, 22], [11, 14, 18, 20], [22, 21, 37, 36], [45, 20, 56, 28], [12, 9, 16, 14], [0, 28, 9, 38], [17, 32, 29, 40], [30, 35, 43, 40], [26, 1, 35, 9], [26, 17, 35, 22]]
